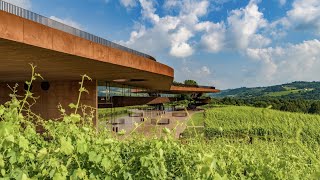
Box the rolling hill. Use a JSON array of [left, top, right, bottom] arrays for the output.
[[211, 81, 320, 100]]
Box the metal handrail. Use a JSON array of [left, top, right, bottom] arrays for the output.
[[0, 0, 156, 61]]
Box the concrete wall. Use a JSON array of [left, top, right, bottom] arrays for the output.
[[0, 80, 97, 126]]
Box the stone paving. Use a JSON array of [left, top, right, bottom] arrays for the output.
[[99, 109, 201, 139]]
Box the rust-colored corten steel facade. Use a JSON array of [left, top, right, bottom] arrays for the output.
[[0, 2, 219, 125], [0, 3, 173, 125], [132, 85, 220, 94], [0, 11, 173, 88]]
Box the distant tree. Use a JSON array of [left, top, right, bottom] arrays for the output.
[[173, 81, 184, 86], [184, 80, 198, 86], [177, 94, 192, 101], [253, 101, 268, 108], [263, 85, 286, 92], [308, 102, 320, 114]]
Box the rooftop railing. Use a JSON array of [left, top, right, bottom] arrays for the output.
[[0, 0, 156, 61]]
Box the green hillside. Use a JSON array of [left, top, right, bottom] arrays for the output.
[[183, 106, 320, 178], [204, 106, 320, 144], [212, 81, 320, 99]]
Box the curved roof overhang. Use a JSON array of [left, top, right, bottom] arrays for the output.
[[0, 10, 174, 90], [132, 85, 220, 94], [169, 85, 220, 94]]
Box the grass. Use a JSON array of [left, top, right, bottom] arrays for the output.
[[265, 89, 301, 96], [187, 112, 204, 126], [201, 138, 320, 179], [204, 106, 320, 145], [264, 88, 314, 97], [98, 105, 149, 121], [98, 107, 128, 121], [179, 105, 320, 179]]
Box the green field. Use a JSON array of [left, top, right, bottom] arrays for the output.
[[264, 89, 302, 96], [98, 107, 129, 121], [187, 112, 204, 126], [2, 90, 320, 179], [191, 106, 320, 178], [204, 106, 320, 144], [98, 105, 149, 122]]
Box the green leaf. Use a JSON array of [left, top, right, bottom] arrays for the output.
[[60, 137, 74, 155], [1, 169, 5, 176], [28, 153, 35, 160], [101, 157, 111, 170], [88, 151, 97, 162], [53, 172, 66, 180], [0, 106, 5, 116], [68, 103, 77, 109], [76, 139, 88, 154], [88, 151, 101, 163], [162, 128, 171, 134], [79, 87, 88, 93], [118, 129, 126, 135], [70, 114, 81, 123], [0, 122, 15, 137], [9, 151, 17, 164], [37, 148, 47, 160], [21, 173, 30, 180], [0, 155, 4, 168], [19, 136, 29, 150], [72, 168, 87, 179], [5, 134, 15, 143]]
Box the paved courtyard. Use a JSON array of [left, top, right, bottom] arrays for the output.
[[99, 109, 202, 139]]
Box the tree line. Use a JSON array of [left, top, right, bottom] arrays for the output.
[[211, 97, 320, 114]]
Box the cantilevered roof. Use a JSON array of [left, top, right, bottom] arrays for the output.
[[169, 85, 220, 94], [133, 85, 220, 94], [0, 1, 173, 90]]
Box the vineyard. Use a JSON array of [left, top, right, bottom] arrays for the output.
[[2, 101, 320, 179], [1, 73, 320, 179], [204, 106, 320, 145], [185, 106, 320, 179]]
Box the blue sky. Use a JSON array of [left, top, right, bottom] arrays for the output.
[[7, 0, 320, 89]]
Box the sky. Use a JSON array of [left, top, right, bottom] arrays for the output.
[[5, 0, 320, 89]]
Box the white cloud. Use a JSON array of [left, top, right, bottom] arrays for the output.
[[182, 65, 212, 78], [120, 0, 211, 58], [169, 27, 194, 57], [199, 66, 211, 75], [177, 65, 214, 86], [287, 0, 320, 33], [3, 0, 31, 9], [139, 0, 160, 23], [227, 0, 268, 50], [49, 16, 83, 30], [249, 34, 272, 48], [120, 0, 137, 8], [170, 42, 193, 57], [279, 0, 286, 6], [181, 0, 209, 18], [195, 0, 270, 53], [117, 0, 320, 89], [163, 0, 182, 9], [120, 0, 274, 58], [246, 39, 320, 85], [196, 21, 226, 53]]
